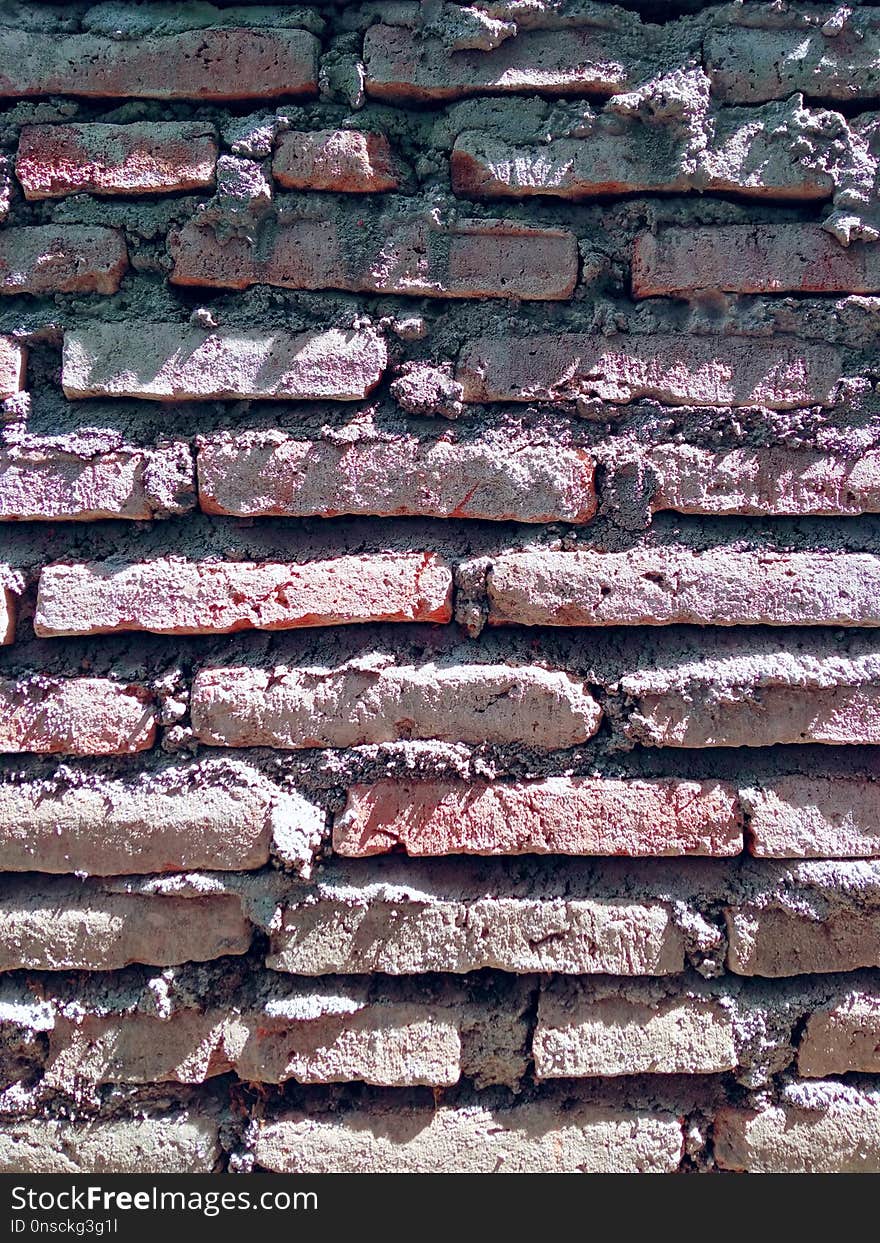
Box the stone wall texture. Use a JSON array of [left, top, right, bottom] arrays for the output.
[[1, 0, 880, 1175]]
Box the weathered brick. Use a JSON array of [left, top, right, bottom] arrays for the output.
[[170, 213, 578, 300], [0, 678, 156, 756], [0, 442, 194, 521], [334, 777, 742, 858], [197, 429, 596, 524], [256, 1098, 684, 1173], [0, 877, 251, 970], [714, 1094, 880, 1173], [534, 978, 737, 1077], [0, 28, 319, 100], [457, 334, 841, 409], [799, 990, 880, 1077], [35, 553, 453, 638], [620, 645, 880, 748], [62, 323, 387, 402], [16, 122, 217, 199], [485, 549, 880, 628], [0, 759, 295, 874], [191, 662, 601, 751], [267, 860, 685, 976], [634, 224, 880, 297], [745, 778, 880, 859], [0, 225, 127, 294], [0, 585, 15, 646], [0, 1115, 220, 1174], [647, 444, 880, 517], [0, 337, 25, 398], [363, 24, 641, 102], [706, 22, 880, 104], [273, 130, 400, 192]]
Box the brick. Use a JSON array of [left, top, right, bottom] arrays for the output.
[[485, 549, 880, 628], [745, 778, 880, 859], [363, 24, 641, 102], [0, 225, 127, 294], [191, 662, 601, 751], [706, 23, 880, 104], [647, 444, 880, 517], [267, 860, 684, 976], [456, 334, 841, 409], [35, 553, 453, 638], [620, 645, 880, 748], [170, 213, 578, 300], [16, 122, 217, 200], [0, 585, 15, 646], [0, 678, 156, 756], [62, 323, 387, 402], [0, 337, 25, 399], [0, 28, 319, 101], [0, 877, 251, 970], [533, 978, 737, 1077], [714, 1094, 880, 1173], [273, 130, 399, 192], [634, 224, 880, 297], [799, 990, 880, 1077], [0, 442, 194, 521], [334, 777, 742, 858], [0, 759, 289, 874], [0, 1115, 220, 1174], [196, 429, 597, 524], [256, 1098, 684, 1173]]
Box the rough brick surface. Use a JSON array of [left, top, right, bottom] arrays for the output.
[[799, 992, 880, 1077], [714, 1095, 880, 1173], [0, 586, 16, 646], [0, 337, 25, 398], [273, 130, 400, 192], [485, 549, 880, 628], [706, 23, 880, 104], [0, 1115, 220, 1174], [190, 663, 601, 751], [457, 335, 841, 409], [334, 777, 742, 858], [745, 778, 880, 859], [62, 323, 387, 402], [16, 123, 217, 199], [35, 553, 453, 636], [0, 678, 156, 755], [196, 430, 597, 524], [0, 225, 128, 294], [0, 28, 319, 100]]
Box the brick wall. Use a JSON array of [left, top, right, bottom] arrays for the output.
[[0, 0, 879, 1175]]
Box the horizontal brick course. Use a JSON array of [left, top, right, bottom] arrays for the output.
[[714, 1096, 880, 1173], [273, 130, 400, 192], [196, 430, 597, 524], [485, 549, 880, 628], [190, 663, 601, 751], [34, 553, 453, 637], [745, 778, 880, 859], [0, 28, 319, 100], [334, 777, 742, 858], [0, 1115, 221, 1174], [62, 323, 387, 402], [0, 678, 156, 756], [16, 122, 217, 199], [457, 334, 841, 409], [0, 225, 128, 294], [705, 23, 880, 104]]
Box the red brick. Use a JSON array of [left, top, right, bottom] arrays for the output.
[[706, 23, 880, 104], [190, 663, 602, 751], [647, 444, 880, 517], [0, 442, 194, 521], [35, 553, 453, 637], [0, 678, 156, 755], [457, 334, 842, 409], [714, 1098, 880, 1173], [745, 777, 880, 859], [0, 28, 319, 100], [170, 213, 577, 300], [0, 337, 25, 398], [333, 777, 742, 858], [485, 549, 880, 628], [799, 990, 880, 1077], [273, 130, 399, 192], [16, 122, 216, 200], [62, 323, 387, 402], [0, 225, 127, 295], [634, 224, 880, 297], [195, 429, 596, 524], [363, 23, 639, 102]]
